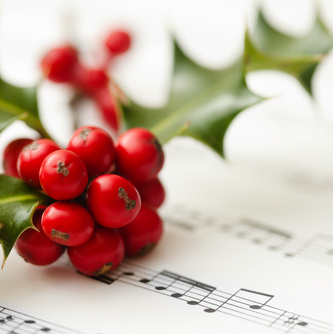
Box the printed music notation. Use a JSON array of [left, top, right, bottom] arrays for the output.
[[0, 306, 88, 334], [162, 206, 333, 269], [92, 261, 333, 334]]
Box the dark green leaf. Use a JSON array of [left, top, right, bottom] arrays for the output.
[[0, 78, 50, 137], [123, 42, 263, 157], [0, 175, 51, 268], [246, 11, 333, 94]]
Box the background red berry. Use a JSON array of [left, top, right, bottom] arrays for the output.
[[67, 126, 116, 177], [17, 138, 61, 188], [119, 203, 163, 257], [73, 65, 109, 96], [116, 127, 164, 183], [87, 174, 141, 228], [41, 202, 94, 246], [41, 45, 78, 83], [135, 178, 166, 208], [67, 225, 125, 276], [94, 87, 121, 133], [39, 149, 88, 200], [104, 30, 131, 55], [15, 208, 65, 265], [2, 138, 33, 177]]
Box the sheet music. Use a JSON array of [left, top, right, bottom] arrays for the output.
[[1, 137, 333, 334], [1, 0, 333, 333]]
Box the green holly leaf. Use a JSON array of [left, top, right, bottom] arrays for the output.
[[0, 175, 51, 268], [0, 78, 50, 137], [123, 42, 263, 157], [246, 11, 333, 94]]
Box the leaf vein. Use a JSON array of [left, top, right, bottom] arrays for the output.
[[0, 194, 40, 205]]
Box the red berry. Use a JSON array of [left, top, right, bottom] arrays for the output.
[[104, 30, 131, 55], [86, 174, 141, 228], [135, 178, 166, 208], [15, 207, 65, 265], [67, 126, 116, 177], [41, 202, 94, 246], [17, 139, 61, 188], [94, 87, 121, 133], [116, 128, 164, 183], [41, 45, 78, 83], [2, 138, 33, 177], [67, 225, 124, 276], [39, 149, 88, 200], [119, 203, 163, 257], [73, 65, 109, 96]]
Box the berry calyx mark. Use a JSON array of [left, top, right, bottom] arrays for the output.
[[24, 142, 39, 151], [94, 262, 112, 276], [57, 161, 69, 176], [51, 229, 69, 241], [79, 128, 90, 141], [118, 187, 136, 210]]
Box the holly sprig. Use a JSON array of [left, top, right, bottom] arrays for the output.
[[0, 10, 332, 267]]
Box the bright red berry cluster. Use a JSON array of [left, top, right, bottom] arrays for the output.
[[3, 126, 165, 276], [40, 30, 131, 134]]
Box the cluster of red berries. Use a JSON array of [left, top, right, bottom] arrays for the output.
[[40, 30, 131, 133], [2, 126, 165, 276]]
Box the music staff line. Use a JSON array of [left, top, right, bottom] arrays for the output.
[[92, 261, 333, 334], [161, 206, 333, 269], [0, 306, 89, 334]]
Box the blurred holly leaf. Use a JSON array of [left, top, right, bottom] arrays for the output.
[[123, 12, 333, 156], [0, 175, 51, 268], [246, 11, 333, 94], [0, 78, 49, 137], [123, 42, 263, 157]]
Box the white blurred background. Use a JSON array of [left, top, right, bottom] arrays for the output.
[[1, 0, 333, 183]]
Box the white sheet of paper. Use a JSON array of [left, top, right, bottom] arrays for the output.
[[1, 1, 333, 333], [1, 136, 333, 334]]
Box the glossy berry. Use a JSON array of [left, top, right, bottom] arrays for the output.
[[119, 203, 163, 257], [67, 126, 116, 177], [104, 30, 131, 55], [39, 149, 88, 200], [17, 139, 61, 188], [2, 138, 33, 177], [67, 225, 125, 276], [73, 65, 109, 96], [15, 207, 65, 265], [135, 178, 166, 208], [86, 174, 141, 228], [116, 128, 164, 183], [41, 202, 94, 246], [95, 87, 120, 133], [41, 45, 78, 83]]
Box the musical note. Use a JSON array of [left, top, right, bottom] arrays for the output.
[[0, 315, 13, 324], [0, 306, 87, 334], [161, 205, 217, 231], [238, 218, 293, 251], [283, 234, 333, 268], [268, 311, 311, 334], [162, 206, 333, 270], [92, 261, 333, 334]]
